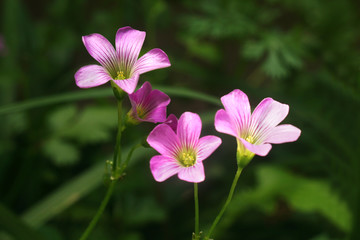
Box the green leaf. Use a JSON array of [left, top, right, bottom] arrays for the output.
[[48, 105, 77, 131], [0, 85, 221, 116], [180, 34, 220, 62], [43, 138, 79, 166], [21, 147, 153, 228], [262, 50, 288, 78], [243, 41, 265, 60], [217, 166, 352, 236], [0, 203, 46, 240], [60, 106, 117, 144], [0, 88, 112, 116], [123, 196, 166, 225], [21, 161, 105, 228]]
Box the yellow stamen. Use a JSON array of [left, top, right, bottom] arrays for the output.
[[115, 71, 125, 80], [179, 151, 196, 167], [245, 135, 255, 144], [136, 106, 147, 119]]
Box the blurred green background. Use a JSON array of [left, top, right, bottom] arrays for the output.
[[0, 0, 359, 239]]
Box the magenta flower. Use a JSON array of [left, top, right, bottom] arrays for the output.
[[215, 89, 301, 160], [75, 26, 171, 94], [128, 81, 170, 123], [164, 114, 178, 132], [147, 112, 222, 183]]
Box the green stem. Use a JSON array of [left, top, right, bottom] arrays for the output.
[[194, 183, 200, 238], [119, 143, 142, 173], [112, 100, 123, 179], [78, 181, 116, 240], [78, 98, 125, 240], [205, 167, 243, 239]]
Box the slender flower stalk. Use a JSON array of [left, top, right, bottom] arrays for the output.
[[78, 100, 125, 240], [112, 99, 124, 179], [204, 89, 301, 239], [75, 26, 171, 94], [204, 167, 242, 240], [79, 181, 116, 240], [194, 183, 200, 239]]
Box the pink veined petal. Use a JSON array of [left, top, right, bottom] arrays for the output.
[[165, 114, 178, 133], [112, 73, 139, 94], [265, 124, 301, 144], [147, 124, 181, 158], [177, 112, 202, 149], [214, 109, 238, 138], [115, 26, 146, 71], [143, 105, 167, 123], [220, 89, 251, 136], [240, 138, 272, 156], [146, 89, 171, 109], [197, 136, 222, 162], [178, 162, 205, 183], [82, 34, 117, 71], [134, 48, 171, 75], [250, 98, 289, 138], [75, 65, 112, 88], [129, 81, 152, 105], [150, 155, 182, 182]]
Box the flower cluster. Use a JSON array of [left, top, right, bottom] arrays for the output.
[[75, 26, 301, 183]]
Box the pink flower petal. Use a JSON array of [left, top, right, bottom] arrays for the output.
[[112, 73, 139, 94], [75, 65, 112, 88], [220, 89, 251, 135], [134, 48, 171, 75], [129, 81, 152, 104], [145, 108, 167, 123], [177, 112, 201, 148], [178, 162, 205, 183], [82, 34, 117, 71], [251, 98, 289, 130], [265, 124, 301, 144], [164, 114, 178, 133], [197, 136, 222, 161], [214, 109, 238, 138], [147, 124, 181, 158], [150, 155, 181, 182], [115, 26, 146, 69], [129, 82, 170, 123], [240, 138, 272, 156]]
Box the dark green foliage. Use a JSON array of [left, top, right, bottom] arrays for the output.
[[0, 0, 359, 239]]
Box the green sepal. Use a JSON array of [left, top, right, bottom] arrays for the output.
[[236, 140, 255, 169], [124, 109, 141, 126], [110, 80, 125, 101]]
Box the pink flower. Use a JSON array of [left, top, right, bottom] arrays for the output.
[[128, 81, 170, 123], [75, 26, 171, 94], [164, 114, 178, 132], [147, 112, 222, 183], [215, 89, 301, 162]]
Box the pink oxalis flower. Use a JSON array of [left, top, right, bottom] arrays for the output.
[[128, 81, 170, 123], [215, 89, 301, 166], [75, 26, 171, 94], [164, 114, 178, 132], [147, 112, 222, 183]]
